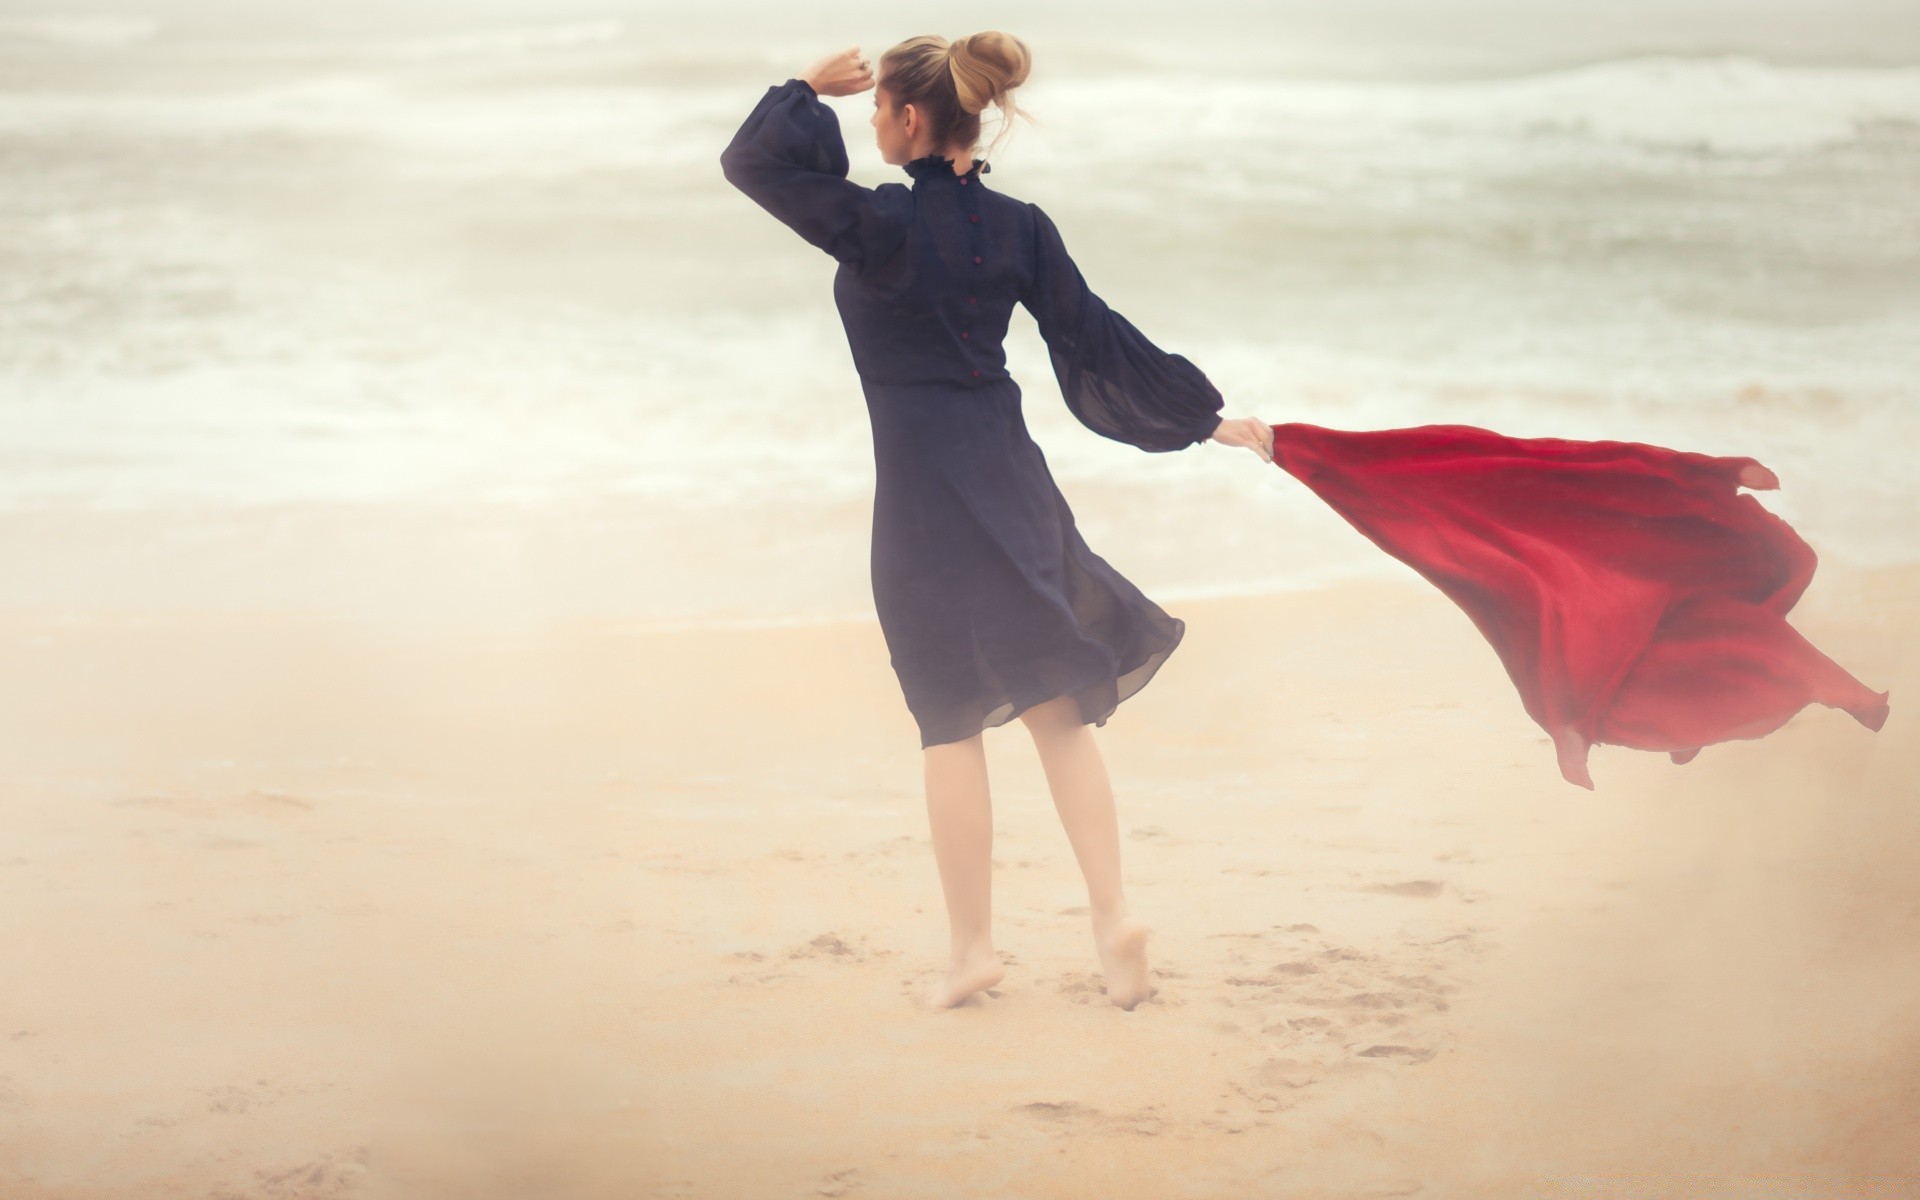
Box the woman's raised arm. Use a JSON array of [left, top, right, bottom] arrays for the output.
[[719, 72, 908, 272]]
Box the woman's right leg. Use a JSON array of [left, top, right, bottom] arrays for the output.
[[923, 732, 1006, 1008], [1018, 694, 1154, 1010]]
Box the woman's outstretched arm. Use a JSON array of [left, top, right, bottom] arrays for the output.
[[1021, 201, 1267, 459]]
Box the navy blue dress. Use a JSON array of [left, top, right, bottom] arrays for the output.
[[721, 78, 1226, 748]]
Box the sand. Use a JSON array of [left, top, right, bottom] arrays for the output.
[[2, 561, 1915, 1199]]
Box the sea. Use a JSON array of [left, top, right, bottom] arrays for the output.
[[3, 0, 1916, 628]]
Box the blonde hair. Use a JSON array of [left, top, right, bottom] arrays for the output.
[[878, 32, 1036, 163]]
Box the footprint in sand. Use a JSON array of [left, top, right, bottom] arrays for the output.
[[205, 1084, 260, 1115], [722, 949, 788, 986], [1015, 1099, 1100, 1135], [725, 932, 895, 985], [1360, 879, 1446, 898], [1356, 1044, 1437, 1063], [1013, 1099, 1165, 1137], [1054, 969, 1166, 1008], [240, 790, 315, 815], [896, 964, 1004, 1007], [1256, 1055, 1321, 1090], [249, 1145, 370, 1198], [1225, 942, 1370, 990], [1279, 974, 1450, 1028], [785, 932, 895, 963], [791, 932, 861, 960], [1019, 1100, 1096, 1118], [816, 1166, 863, 1196], [1209, 929, 1461, 1122], [1054, 970, 1105, 1004]]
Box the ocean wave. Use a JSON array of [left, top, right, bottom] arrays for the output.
[[1045, 55, 1920, 160], [1446, 55, 1920, 155], [371, 20, 627, 61]]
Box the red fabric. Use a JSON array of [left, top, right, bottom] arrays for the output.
[[1268, 422, 1890, 789]]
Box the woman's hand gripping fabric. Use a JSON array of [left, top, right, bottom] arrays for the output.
[[1209, 416, 1275, 463]]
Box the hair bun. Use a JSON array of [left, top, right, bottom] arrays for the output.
[[948, 31, 1032, 116]]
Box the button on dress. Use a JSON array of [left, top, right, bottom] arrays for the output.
[[721, 77, 1225, 747]]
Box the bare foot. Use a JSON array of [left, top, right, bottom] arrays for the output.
[[925, 945, 1005, 1009], [1092, 912, 1153, 1010]]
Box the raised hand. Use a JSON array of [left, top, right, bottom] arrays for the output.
[[802, 46, 875, 97], [1210, 416, 1275, 463]]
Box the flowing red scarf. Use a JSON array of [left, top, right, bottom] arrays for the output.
[[1267, 422, 1890, 789]]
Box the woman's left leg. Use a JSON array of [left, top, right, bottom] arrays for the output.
[[923, 732, 1006, 1007], [1020, 694, 1154, 1011]]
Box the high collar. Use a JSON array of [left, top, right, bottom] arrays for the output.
[[903, 153, 990, 182]]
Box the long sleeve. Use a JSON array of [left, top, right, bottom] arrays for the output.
[[719, 77, 909, 272], [1020, 202, 1225, 453]]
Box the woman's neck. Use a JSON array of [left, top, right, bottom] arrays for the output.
[[918, 146, 975, 172]]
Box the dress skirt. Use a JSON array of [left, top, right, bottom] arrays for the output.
[[865, 375, 1185, 748]]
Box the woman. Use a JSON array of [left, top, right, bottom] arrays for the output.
[[721, 34, 1271, 1011]]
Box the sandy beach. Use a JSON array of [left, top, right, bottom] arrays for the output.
[[3, 550, 1913, 1199]]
